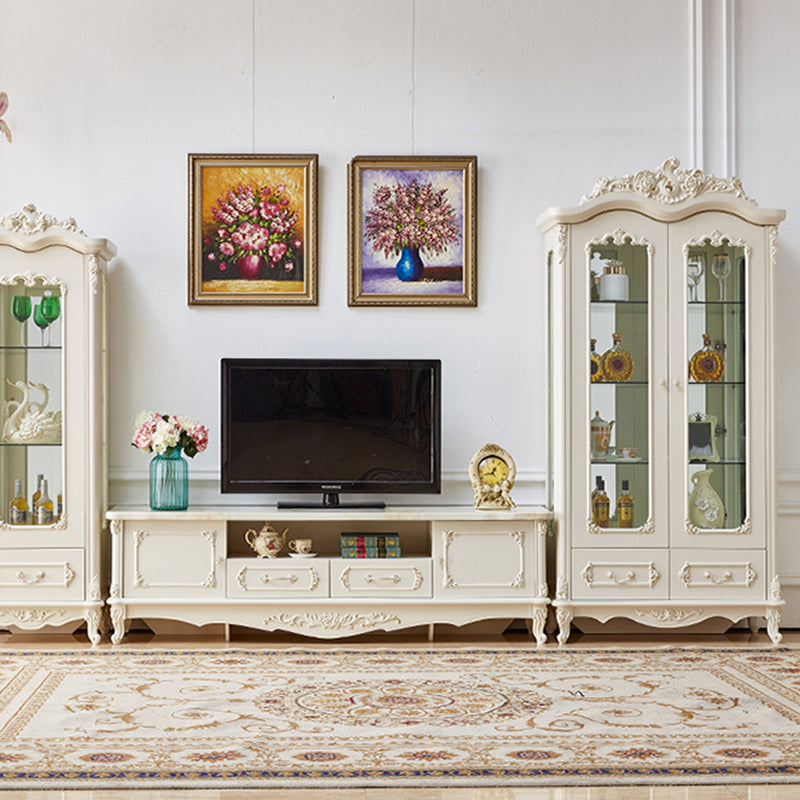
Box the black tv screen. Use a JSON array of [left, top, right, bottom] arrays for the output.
[[221, 358, 441, 507]]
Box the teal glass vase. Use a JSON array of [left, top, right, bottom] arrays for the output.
[[149, 446, 189, 510]]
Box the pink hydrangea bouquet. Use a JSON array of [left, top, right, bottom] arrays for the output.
[[204, 182, 301, 275], [131, 412, 209, 459], [364, 179, 460, 258]]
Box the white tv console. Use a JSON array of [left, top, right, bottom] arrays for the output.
[[106, 505, 552, 644]]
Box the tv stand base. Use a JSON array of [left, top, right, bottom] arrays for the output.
[[107, 505, 552, 644]]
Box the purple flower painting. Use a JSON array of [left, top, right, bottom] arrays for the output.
[[349, 156, 477, 306]]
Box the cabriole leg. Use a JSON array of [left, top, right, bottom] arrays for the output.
[[530, 606, 548, 646], [766, 608, 782, 644], [109, 604, 126, 645], [556, 606, 573, 645]]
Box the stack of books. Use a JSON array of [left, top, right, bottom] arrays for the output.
[[340, 533, 401, 558]]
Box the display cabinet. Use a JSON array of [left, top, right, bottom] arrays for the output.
[[0, 204, 114, 643], [538, 159, 785, 643]]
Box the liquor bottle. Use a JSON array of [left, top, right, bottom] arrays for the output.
[[689, 333, 725, 382], [592, 477, 609, 528], [31, 473, 44, 513], [590, 339, 604, 382], [57, 491, 63, 520], [601, 333, 634, 382], [34, 479, 54, 525], [590, 475, 602, 509], [9, 478, 28, 525], [617, 480, 634, 528]]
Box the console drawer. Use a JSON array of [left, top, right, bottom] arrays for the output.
[[227, 558, 328, 597], [329, 558, 432, 598], [0, 549, 83, 600], [572, 549, 669, 600], [670, 549, 766, 599]]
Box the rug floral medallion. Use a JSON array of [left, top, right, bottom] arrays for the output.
[[1, 646, 800, 788]]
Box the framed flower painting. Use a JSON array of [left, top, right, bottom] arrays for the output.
[[188, 153, 318, 305], [348, 155, 477, 306]]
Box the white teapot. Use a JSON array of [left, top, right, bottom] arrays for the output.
[[245, 522, 289, 558]]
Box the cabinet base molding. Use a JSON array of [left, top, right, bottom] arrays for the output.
[[0, 602, 105, 644], [552, 601, 784, 645]]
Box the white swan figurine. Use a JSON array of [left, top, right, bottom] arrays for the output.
[[3, 379, 62, 444]]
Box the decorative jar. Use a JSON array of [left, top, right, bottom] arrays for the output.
[[149, 446, 189, 511]]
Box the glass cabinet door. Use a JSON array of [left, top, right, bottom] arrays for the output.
[[588, 240, 651, 532], [0, 278, 64, 528], [684, 241, 747, 533]]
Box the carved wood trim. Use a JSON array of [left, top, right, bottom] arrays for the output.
[[582, 158, 754, 205]]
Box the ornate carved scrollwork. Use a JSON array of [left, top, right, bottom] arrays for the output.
[[587, 516, 655, 536], [0, 203, 87, 236], [556, 224, 568, 267], [685, 516, 752, 536], [263, 611, 401, 632], [582, 158, 754, 205], [634, 608, 705, 624]]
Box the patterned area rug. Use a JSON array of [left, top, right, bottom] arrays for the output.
[[1, 646, 800, 788]]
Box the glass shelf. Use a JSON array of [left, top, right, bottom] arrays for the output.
[[0, 345, 62, 352], [1, 278, 64, 526], [591, 299, 648, 306]]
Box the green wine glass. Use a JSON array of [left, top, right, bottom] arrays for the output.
[[33, 302, 49, 346], [10, 295, 31, 345], [40, 294, 60, 345]]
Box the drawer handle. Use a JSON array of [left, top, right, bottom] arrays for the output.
[[16, 570, 45, 585], [703, 570, 733, 585], [608, 570, 636, 585], [260, 574, 298, 584], [365, 574, 401, 585]]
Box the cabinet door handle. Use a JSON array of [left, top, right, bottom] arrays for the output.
[[702, 570, 733, 585], [259, 574, 298, 584], [16, 570, 45, 585], [365, 574, 401, 584], [659, 378, 668, 388], [672, 378, 682, 391]]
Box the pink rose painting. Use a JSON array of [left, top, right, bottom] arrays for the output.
[[189, 154, 318, 306]]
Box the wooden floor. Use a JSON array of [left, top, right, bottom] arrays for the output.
[[1, 625, 798, 799]]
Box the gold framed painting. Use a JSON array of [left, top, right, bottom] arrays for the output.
[[348, 155, 477, 306], [188, 153, 318, 305]]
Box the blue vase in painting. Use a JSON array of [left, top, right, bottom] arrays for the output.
[[395, 246, 425, 282]]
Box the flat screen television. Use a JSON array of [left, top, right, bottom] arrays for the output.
[[221, 358, 441, 508]]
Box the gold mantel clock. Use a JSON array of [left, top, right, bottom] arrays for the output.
[[469, 443, 516, 510]]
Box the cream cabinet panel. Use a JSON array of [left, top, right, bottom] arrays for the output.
[[571, 549, 668, 601], [330, 558, 431, 598], [0, 548, 83, 600], [0, 206, 113, 643], [432, 520, 540, 599], [540, 160, 784, 644], [227, 558, 328, 598], [670, 549, 766, 600], [122, 521, 224, 598]]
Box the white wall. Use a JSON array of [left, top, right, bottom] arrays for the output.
[[2, 0, 800, 618]]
